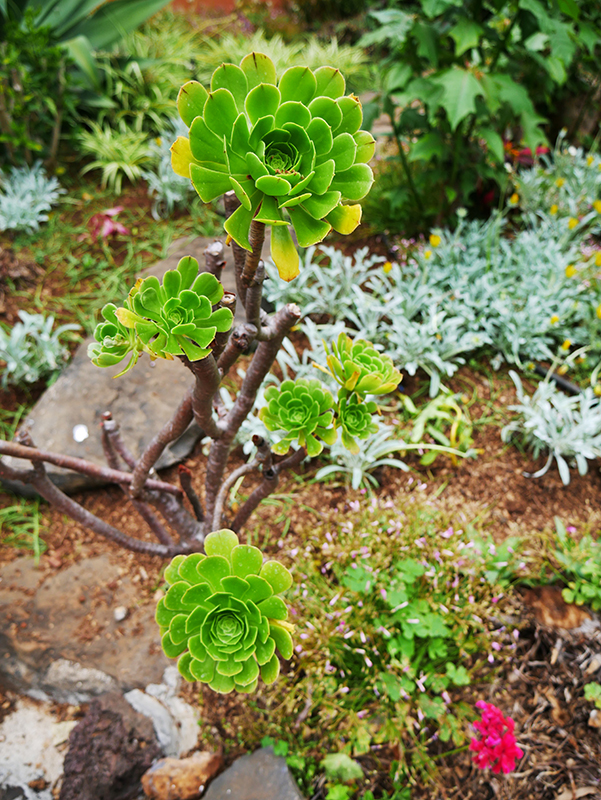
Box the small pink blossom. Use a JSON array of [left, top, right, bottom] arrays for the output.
[[470, 701, 524, 774], [80, 206, 131, 242]]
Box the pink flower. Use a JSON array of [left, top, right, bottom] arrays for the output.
[[81, 206, 131, 242], [470, 701, 523, 774]]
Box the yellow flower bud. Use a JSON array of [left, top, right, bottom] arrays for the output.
[[595, 384, 601, 397], [561, 339, 571, 351], [597, 304, 601, 320], [383, 261, 393, 273], [429, 234, 441, 248], [594, 199, 601, 214], [565, 264, 577, 278], [596, 253, 601, 268], [588, 155, 594, 166], [555, 177, 565, 188], [550, 314, 559, 325], [568, 217, 578, 230], [82, 192, 93, 201], [557, 364, 568, 375], [550, 204, 559, 215], [509, 192, 519, 204], [424, 249, 432, 260]]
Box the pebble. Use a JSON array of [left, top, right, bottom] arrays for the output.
[[114, 606, 128, 622]]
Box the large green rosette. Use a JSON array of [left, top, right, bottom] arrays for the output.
[[156, 529, 294, 693], [171, 53, 375, 281]]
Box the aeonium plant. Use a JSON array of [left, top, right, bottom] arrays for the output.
[[157, 529, 294, 693], [171, 52, 375, 280], [0, 55, 392, 699]]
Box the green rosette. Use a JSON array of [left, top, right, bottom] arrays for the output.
[[115, 255, 233, 362], [88, 299, 142, 377], [337, 392, 379, 454], [170, 53, 375, 281], [324, 333, 402, 397], [259, 378, 337, 457], [156, 529, 295, 693]]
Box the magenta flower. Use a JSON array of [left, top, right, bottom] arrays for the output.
[[84, 207, 131, 242], [470, 701, 523, 774]]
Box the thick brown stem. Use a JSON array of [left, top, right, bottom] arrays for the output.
[[231, 446, 305, 532], [217, 324, 256, 380], [241, 220, 266, 288], [203, 239, 226, 279], [101, 416, 175, 548], [180, 354, 222, 439], [0, 440, 181, 496], [211, 292, 236, 364], [211, 435, 273, 531], [130, 389, 193, 497], [179, 465, 204, 522], [204, 304, 301, 525]]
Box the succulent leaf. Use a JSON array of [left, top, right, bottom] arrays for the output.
[[336, 393, 379, 455], [157, 530, 294, 693], [172, 52, 374, 281]]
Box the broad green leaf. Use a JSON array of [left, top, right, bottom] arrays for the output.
[[63, 35, 101, 90], [164, 555, 186, 584], [413, 21, 439, 68], [354, 130, 375, 163], [309, 96, 343, 131], [257, 596, 288, 620], [190, 655, 215, 682], [335, 96, 362, 135], [314, 66, 345, 99], [161, 630, 187, 659], [204, 88, 239, 139], [329, 163, 373, 201], [190, 164, 232, 203], [260, 651, 280, 684], [205, 529, 240, 561], [432, 68, 484, 130], [322, 753, 363, 781], [407, 132, 446, 162], [62, 0, 170, 50], [189, 117, 226, 164], [232, 544, 264, 577], [302, 190, 341, 220], [170, 136, 197, 179], [326, 203, 362, 235], [260, 560, 293, 593], [275, 101, 311, 129], [245, 83, 281, 125], [211, 64, 248, 112], [278, 66, 316, 105], [196, 555, 231, 592], [307, 117, 333, 156], [255, 174, 292, 197], [177, 81, 208, 127], [288, 206, 331, 248], [449, 18, 483, 56], [478, 126, 504, 162], [271, 224, 300, 281], [240, 52, 277, 89], [384, 63, 412, 94]]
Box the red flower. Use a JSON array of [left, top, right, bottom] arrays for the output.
[[470, 701, 524, 774], [79, 207, 131, 242]]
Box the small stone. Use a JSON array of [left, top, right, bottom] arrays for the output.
[[28, 777, 49, 790], [588, 708, 601, 728], [142, 751, 223, 800], [114, 606, 128, 622], [203, 747, 304, 800]]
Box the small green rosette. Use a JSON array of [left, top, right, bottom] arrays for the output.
[[115, 256, 233, 362], [170, 53, 375, 281], [337, 392, 379, 454], [88, 299, 142, 377], [259, 378, 337, 457], [156, 529, 294, 694], [324, 333, 402, 397]]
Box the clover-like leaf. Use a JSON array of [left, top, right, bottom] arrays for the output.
[[156, 529, 294, 693], [259, 378, 337, 457], [171, 53, 375, 282], [323, 333, 402, 397]]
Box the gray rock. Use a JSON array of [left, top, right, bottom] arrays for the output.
[[0, 233, 250, 496], [0, 555, 170, 699], [203, 747, 304, 800]]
